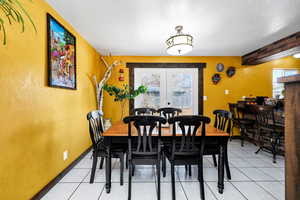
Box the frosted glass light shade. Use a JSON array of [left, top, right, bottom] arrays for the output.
[[166, 26, 193, 56]]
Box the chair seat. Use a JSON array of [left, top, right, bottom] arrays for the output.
[[132, 151, 159, 156], [165, 147, 201, 160], [260, 124, 284, 134], [239, 119, 255, 125]]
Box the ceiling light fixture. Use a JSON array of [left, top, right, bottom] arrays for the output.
[[293, 53, 300, 59], [166, 25, 193, 56]]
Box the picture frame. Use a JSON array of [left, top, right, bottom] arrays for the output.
[[47, 13, 77, 90]]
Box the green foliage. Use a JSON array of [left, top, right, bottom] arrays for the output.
[[0, 0, 37, 45], [103, 84, 147, 102]]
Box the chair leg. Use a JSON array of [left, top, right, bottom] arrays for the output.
[[90, 154, 98, 183], [230, 124, 235, 141], [125, 152, 128, 169], [272, 137, 279, 163], [240, 128, 245, 147], [212, 154, 217, 167], [99, 157, 104, 169], [272, 151, 277, 163], [157, 161, 161, 200], [128, 161, 132, 200], [162, 151, 166, 177], [224, 147, 231, 180], [188, 165, 192, 177], [198, 158, 205, 200], [120, 153, 124, 185], [132, 164, 135, 176], [171, 162, 176, 200], [255, 147, 262, 154]]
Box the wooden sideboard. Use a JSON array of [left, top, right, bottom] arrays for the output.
[[278, 74, 300, 200]]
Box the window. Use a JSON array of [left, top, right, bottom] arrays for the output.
[[272, 69, 298, 98]]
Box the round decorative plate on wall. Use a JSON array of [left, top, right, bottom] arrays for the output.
[[216, 63, 224, 72], [226, 67, 236, 77], [212, 73, 221, 84]]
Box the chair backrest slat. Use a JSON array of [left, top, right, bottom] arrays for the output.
[[157, 107, 182, 121], [123, 115, 167, 153], [213, 110, 232, 133], [87, 110, 104, 150], [133, 107, 157, 115], [168, 115, 210, 157], [252, 105, 275, 127]]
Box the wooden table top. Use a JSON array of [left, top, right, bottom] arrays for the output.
[[103, 121, 229, 137]]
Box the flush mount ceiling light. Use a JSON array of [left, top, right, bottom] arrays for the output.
[[293, 53, 300, 58], [166, 25, 193, 56]]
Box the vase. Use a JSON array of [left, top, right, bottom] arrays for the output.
[[103, 118, 112, 130]]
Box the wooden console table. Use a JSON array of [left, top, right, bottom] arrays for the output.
[[278, 74, 300, 200]]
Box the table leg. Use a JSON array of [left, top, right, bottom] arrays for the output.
[[105, 148, 112, 193], [218, 139, 225, 194]]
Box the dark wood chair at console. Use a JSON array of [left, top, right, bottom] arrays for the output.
[[123, 115, 167, 200], [133, 107, 157, 115], [252, 105, 284, 163], [87, 111, 126, 188], [228, 103, 255, 146], [166, 115, 210, 200]]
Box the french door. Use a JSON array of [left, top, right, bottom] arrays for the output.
[[134, 68, 198, 115]]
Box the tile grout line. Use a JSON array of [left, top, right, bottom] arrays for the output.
[[228, 146, 283, 200], [97, 184, 106, 200], [254, 182, 281, 200], [67, 169, 91, 200], [177, 170, 190, 200], [229, 181, 249, 200], [204, 182, 218, 200]]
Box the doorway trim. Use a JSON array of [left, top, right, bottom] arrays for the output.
[[126, 63, 206, 115]]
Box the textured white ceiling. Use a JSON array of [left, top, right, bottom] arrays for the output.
[[45, 0, 300, 56]]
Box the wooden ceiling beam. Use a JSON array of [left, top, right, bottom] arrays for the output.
[[242, 31, 300, 65]]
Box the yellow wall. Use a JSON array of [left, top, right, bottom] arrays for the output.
[[102, 56, 300, 123], [1, 1, 300, 199], [0, 1, 103, 199]]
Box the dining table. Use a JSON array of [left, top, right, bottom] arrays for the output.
[[102, 121, 230, 194]]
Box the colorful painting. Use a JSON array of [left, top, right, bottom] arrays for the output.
[[47, 14, 76, 89]]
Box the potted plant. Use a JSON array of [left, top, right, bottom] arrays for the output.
[[0, 0, 36, 45], [103, 84, 147, 120]]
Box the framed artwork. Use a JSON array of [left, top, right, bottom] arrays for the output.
[[47, 13, 76, 90]]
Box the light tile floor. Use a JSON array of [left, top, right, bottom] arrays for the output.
[[41, 140, 285, 200]]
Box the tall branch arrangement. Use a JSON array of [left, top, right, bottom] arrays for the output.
[[103, 84, 147, 119], [92, 56, 122, 113], [0, 0, 37, 45]]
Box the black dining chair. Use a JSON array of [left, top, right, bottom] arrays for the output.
[[157, 107, 182, 121], [157, 107, 182, 176], [123, 115, 167, 200], [133, 107, 157, 115], [252, 105, 284, 163], [166, 115, 211, 200], [87, 110, 126, 185], [205, 110, 232, 180]]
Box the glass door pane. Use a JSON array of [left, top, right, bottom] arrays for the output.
[[166, 69, 198, 115], [134, 68, 198, 114], [134, 68, 165, 109]]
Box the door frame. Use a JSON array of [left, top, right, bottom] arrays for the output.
[[126, 62, 206, 115]]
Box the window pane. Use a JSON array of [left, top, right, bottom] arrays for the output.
[[272, 69, 298, 98]]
